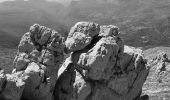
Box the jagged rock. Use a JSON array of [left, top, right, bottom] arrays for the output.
[[29, 24, 65, 51], [18, 32, 34, 53], [46, 31, 65, 52], [0, 22, 149, 100], [21, 62, 53, 100], [0, 24, 65, 100], [65, 22, 100, 51], [77, 36, 120, 80], [3, 72, 27, 100], [29, 24, 51, 46], [99, 25, 119, 37], [13, 53, 30, 71], [29, 49, 40, 61], [0, 71, 28, 100], [56, 22, 149, 100], [20, 25, 64, 100]]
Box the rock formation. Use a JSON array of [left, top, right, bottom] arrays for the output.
[[0, 24, 65, 100], [0, 22, 149, 100], [55, 22, 149, 100]]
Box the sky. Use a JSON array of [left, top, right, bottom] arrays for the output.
[[0, 0, 15, 2]]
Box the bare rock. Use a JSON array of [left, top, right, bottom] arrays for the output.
[[46, 31, 65, 52], [0, 22, 148, 100], [57, 22, 149, 100], [0, 24, 65, 100], [72, 70, 91, 100], [21, 62, 53, 100], [19, 24, 64, 100], [77, 36, 120, 80], [13, 53, 30, 71], [99, 25, 119, 37], [0, 71, 28, 100], [65, 22, 100, 51], [54, 63, 76, 100], [29, 24, 65, 51], [18, 32, 34, 53]]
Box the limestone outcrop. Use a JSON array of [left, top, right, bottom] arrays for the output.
[[55, 22, 149, 100], [0, 22, 149, 100]]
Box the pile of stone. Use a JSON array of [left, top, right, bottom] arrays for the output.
[[0, 22, 149, 100]]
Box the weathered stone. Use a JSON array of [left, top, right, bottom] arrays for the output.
[[54, 63, 76, 100], [77, 36, 119, 80], [29, 49, 40, 61], [58, 22, 149, 100], [21, 62, 53, 100], [47, 31, 65, 52], [0, 22, 149, 100], [13, 53, 30, 71], [18, 32, 34, 53], [65, 22, 100, 51], [107, 75, 129, 95], [0, 24, 65, 100], [72, 71, 91, 100], [99, 25, 119, 37], [0, 72, 28, 100]]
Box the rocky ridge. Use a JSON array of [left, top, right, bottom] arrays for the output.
[[0, 22, 149, 100]]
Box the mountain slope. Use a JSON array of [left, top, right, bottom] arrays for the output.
[[0, 0, 170, 48], [64, 0, 170, 48], [0, 0, 67, 47]]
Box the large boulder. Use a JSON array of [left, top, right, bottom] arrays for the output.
[[55, 22, 149, 100]]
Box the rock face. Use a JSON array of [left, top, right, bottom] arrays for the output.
[[0, 22, 148, 100], [0, 24, 65, 100], [55, 22, 149, 100]]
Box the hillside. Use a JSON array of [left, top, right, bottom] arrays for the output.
[[0, 0, 170, 48], [64, 0, 170, 48], [0, 0, 67, 48]]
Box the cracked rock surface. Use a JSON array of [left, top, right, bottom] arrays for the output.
[[0, 22, 148, 100]]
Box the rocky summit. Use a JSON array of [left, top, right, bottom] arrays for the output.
[[0, 22, 149, 100]]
